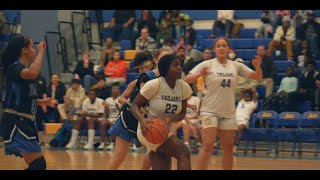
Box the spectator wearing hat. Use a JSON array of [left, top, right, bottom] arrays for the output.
[[272, 10, 291, 32], [267, 16, 296, 61]]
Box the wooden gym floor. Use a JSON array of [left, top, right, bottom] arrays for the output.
[[0, 147, 320, 170]]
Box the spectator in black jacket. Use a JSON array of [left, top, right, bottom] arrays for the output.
[[249, 45, 277, 98], [105, 10, 135, 41], [73, 52, 97, 90], [46, 74, 66, 123], [137, 10, 157, 40], [296, 12, 320, 58]]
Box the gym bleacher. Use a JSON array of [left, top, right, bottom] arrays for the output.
[[1, 10, 320, 156]]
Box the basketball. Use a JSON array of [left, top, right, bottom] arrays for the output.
[[142, 118, 169, 144]]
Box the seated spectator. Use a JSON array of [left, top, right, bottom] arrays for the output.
[[175, 36, 186, 51], [314, 74, 320, 110], [185, 28, 205, 61], [277, 66, 298, 93], [177, 46, 193, 78], [255, 10, 274, 38], [294, 62, 318, 107], [210, 10, 235, 38], [250, 45, 277, 98], [295, 40, 315, 74], [195, 48, 214, 97], [135, 27, 156, 53], [267, 16, 295, 61], [137, 10, 157, 40], [65, 89, 105, 150], [46, 74, 67, 123], [272, 10, 291, 31], [91, 78, 110, 100], [104, 50, 127, 86], [296, 12, 320, 58], [156, 21, 173, 49], [100, 37, 117, 68], [234, 58, 258, 102], [156, 11, 173, 49], [292, 10, 313, 29], [234, 88, 257, 155], [170, 90, 201, 151], [57, 79, 86, 122], [161, 37, 175, 52], [100, 82, 121, 150], [0, 11, 7, 35], [105, 10, 135, 41], [172, 13, 187, 39], [73, 52, 97, 90]]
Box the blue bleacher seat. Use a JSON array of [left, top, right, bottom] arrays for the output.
[[274, 61, 294, 72], [278, 112, 301, 128], [120, 40, 132, 50], [238, 28, 256, 38], [253, 38, 272, 48], [254, 99, 264, 113], [297, 101, 313, 114], [236, 49, 256, 60], [0, 42, 8, 50], [274, 73, 286, 86], [254, 110, 278, 128], [0, 34, 11, 42], [244, 61, 251, 67], [204, 39, 214, 49], [196, 30, 211, 39], [256, 86, 265, 98], [271, 51, 288, 60], [316, 60, 320, 68], [301, 111, 320, 128], [130, 60, 135, 71], [100, 31, 108, 40], [92, 10, 320, 24], [230, 39, 254, 49], [2, 10, 20, 24], [180, 10, 216, 20], [126, 73, 140, 84], [120, 84, 128, 94], [235, 10, 262, 19], [120, 50, 125, 59]]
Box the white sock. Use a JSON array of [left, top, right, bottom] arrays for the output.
[[69, 129, 79, 144], [184, 142, 190, 146], [87, 129, 95, 145], [233, 145, 238, 152]]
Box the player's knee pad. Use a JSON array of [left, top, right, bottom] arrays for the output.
[[26, 156, 46, 170]]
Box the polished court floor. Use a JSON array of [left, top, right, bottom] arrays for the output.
[[0, 147, 319, 170]]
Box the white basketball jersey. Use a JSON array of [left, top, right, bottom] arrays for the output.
[[140, 77, 193, 118], [190, 58, 253, 118], [105, 97, 120, 120], [186, 96, 201, 119], [82, 98, 105, 115], [236, 99, 257, 121]]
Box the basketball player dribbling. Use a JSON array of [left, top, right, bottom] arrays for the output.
[[106, 49, 171, 170], [131, 54, 193, 170], [184, 37, 263, 170]]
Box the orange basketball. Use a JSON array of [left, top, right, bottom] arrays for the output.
[[142, 118, 169, 144]]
